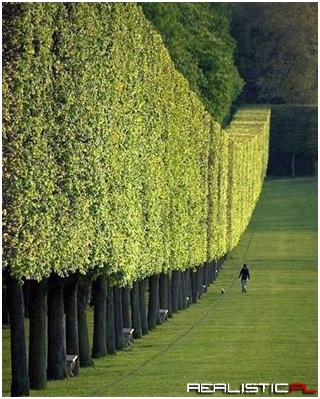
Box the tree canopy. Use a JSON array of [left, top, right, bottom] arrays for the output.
[[140, 3, 244, 124], [268, 105, 318, 176], [231, 2, 318, 104], [3, 3, 270, 284]]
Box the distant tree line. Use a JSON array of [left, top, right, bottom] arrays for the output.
[[231, 2, 317, 105], [268, 105, 317, 177], [231, 3, 318, 177]]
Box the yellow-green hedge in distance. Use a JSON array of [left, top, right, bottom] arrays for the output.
[[223, 107, 271, 252]]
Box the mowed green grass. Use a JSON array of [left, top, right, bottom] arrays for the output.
[[2, 177, 317, 396]]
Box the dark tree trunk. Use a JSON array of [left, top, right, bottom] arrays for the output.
[[196, 265, 204, 299], [2, 279, 9, 325], [180, 271, 187, 309], [191, 269, 198, 304], [64, 275, 80, 376], [7, 274, 30, 397], [185, 269, 192, 307], [291, 152, 296, 178], [203, 263, 209, 288], [22, 280, 30, 318], [178, 272, 183, 310], [77, 276, 94, 367], [91, 275, 107, 358], [148, 274, 159, 329], [207, 261, 212, 283], [217, 258, 222, 274], [167, 273, 173, 318], [178, 272, 187, 310], [207, 263, 212, 285], [106, 285, 116, 355], [130, 281, 142, 339], [159, 273, 168, 310], [113, 286, 124, 350], [138, 279, 148, 335], [209, 261, 215, 283], [121, 287, 131, 328], [47, 275, 67, 380], [217, 258, 221, 274], [171, 270, 180, 313], [212, 261, 217, 281], [29, 278, 48, 390]]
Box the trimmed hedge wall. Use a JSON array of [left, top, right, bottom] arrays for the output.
[[3, 3, 270, 285], [224, 108, 270, 251]]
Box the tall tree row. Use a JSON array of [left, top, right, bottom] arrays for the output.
[[140, 2, 244, 125], [3, 3, 270, 396]]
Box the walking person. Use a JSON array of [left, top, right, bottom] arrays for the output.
[[238, 264, 250, 293]]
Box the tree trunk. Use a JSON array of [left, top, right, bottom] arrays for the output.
[[47, 275, 67, 380], [106, 285, 116, 354], [167, 273, 173, 317], [29, 278, 48, 390], [64, 275, 80, 376], [7, 274, 30, 396], [178, 272, 183, 310], [209, 261, 215, 283], [291, 152, 296, 178], [217, 258, 221, 275], [196, 265, 204, 299], [77, 276, 94, 367], [130, 281, 142, 339], [212, 261, 217, 281], [2, 281, 9, 325], [159, 273, 168, 310], [138, 279, 148, 335], [191, 269, 198, 303], [148, 274, 159, 329], [121, 287, 131, 328], [171, 270, 180, 313], [185, 269, 192, 307], [180, 271, 187, 309], [22, 280, 30, 319], [208, 262, 212, 285], [91, 275, 107, 358], [113, 286, 124, 350], [203, 263, 209, 288], [2, 293, 9, 325]]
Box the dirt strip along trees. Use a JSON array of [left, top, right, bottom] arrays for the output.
[[3, 3, 270, 396]]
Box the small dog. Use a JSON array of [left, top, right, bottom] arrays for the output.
[[220, 288, 225, 295]]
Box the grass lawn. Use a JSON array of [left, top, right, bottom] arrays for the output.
[[2, 177, 317, 396]]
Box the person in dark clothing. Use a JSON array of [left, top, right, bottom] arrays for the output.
[[238, 264, 250, 293]]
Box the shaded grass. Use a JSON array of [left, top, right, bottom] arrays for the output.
[[2, 177, 317, 396]]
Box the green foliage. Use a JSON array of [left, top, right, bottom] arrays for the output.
[[140, 3, 244, 124], [3, 4, 59, 281], [231, 3, 318, 104], [206, 107, 271, 260], [223, 107, 271, 251], [268, 105, 318, 176], [3, 3, 269, 285]]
